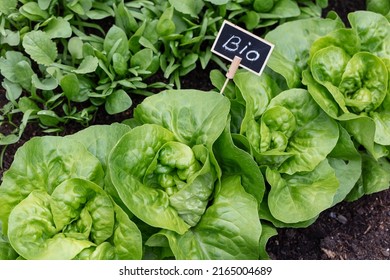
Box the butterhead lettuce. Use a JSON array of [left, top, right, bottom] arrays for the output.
[[109, 90, 230, 234], [7, 178, 141, 260], [0, 126, 142, 260], [146, 176, 262, 259]]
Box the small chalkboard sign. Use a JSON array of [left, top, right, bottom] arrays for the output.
[[211, 20, 274, 76]]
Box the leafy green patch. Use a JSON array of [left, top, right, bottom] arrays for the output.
[[0, 0, 328, 150]]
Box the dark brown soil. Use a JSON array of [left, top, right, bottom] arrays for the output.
[[267, 189, 390, 260], [1, 0, 389, 260]]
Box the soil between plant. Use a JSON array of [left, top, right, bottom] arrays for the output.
[[1, 0, 389, 260]]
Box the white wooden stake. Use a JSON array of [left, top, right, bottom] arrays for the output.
[[220, 56, 242, 95]]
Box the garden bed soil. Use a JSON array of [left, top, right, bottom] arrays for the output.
[[1, 0, 389, 260]]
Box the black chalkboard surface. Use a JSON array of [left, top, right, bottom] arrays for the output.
[[211, 20, 274, 75]]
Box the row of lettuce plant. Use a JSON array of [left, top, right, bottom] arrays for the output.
[[0, 9, 389, 259], [211, 9, 390, 225], [0, 0, 327, 149], [0, 90, 268, 259]]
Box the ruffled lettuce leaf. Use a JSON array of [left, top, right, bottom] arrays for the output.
[[266, 159, 339, 223], [146, 176, 262, 260], [328, 125, 362, 206], [213, 121, 266, 208], [346, 152, 390, 201], [240, 87, 338, 174], [265, 16, 343, 88], [109, 124, 217, 234], [7, 178, 142, 260], [0, 136, 104, 234], [134, 90, 230, 147]]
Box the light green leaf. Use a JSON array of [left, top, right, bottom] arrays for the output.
[[105, 89, 132, 115], [342, 116, 378, 159], [66, 123, 131, 170], [108, 124, 191, 234], [267, 159, 339, 223], [302, 69, 342, 119], [168, 0, 204, 17], [8, 190, 94, 260], [112, 53, 128, 76], [114, 0, 138, 33], [104, 25, 129, 61], [86, 9, 112, 20], [42, 17, 72, 39], [73, 55, 99, 74], [265, 17, 343, 88], [147, 176, 262, 260], [2, 79, 22, 102], [328, 125, 362, 206], [38, 0, 52, 10], [0, 0, 17, 15], [68, 37, 84, 60], [111, 203, 142, 260], [22, 31, 57, 66], [60, 73, 80, 101], [259, 223, 278, 260], [0, 136, 104, 234], [347, 152, 390, 201], [19, 2, 49, 21], [32, 74, 58, 90], [0, 29, 20, 46], [66, 0, 93, 15], [309, 28, 361, 59], [372, 111, 390, 145], [348, 11, 390, 58], [156, 6, 175, 36], [0, 51, 34, 90], [18, 97, 40, 113], [131, 49, 153, 70], [204, 0, 229, 4], [37, 110, 63, 126], [134, 90, 230, 147], [214, 125, 265, 207], [259, 198, 318, 228], [259, 0, 300, 19], [339, 52, 387, 113], [234, 70, 279, 134]]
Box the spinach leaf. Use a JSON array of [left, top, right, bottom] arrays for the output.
[[22, 30, 57, 66]]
